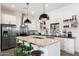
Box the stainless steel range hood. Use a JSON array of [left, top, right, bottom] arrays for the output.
[[20, 13, 29, 36], [20, 13, 25, 26]]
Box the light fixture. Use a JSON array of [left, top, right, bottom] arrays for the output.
[[24, 18, 31, 23], [11, 4, 15, 8], [24, 3, 31, 23], [32, 11, 34, 15], [39, 3, 49, 20], [45, 4, 48, 8]]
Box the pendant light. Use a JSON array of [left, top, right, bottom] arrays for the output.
[[24, 3, 31, 23], [39, 3, 49, 20]]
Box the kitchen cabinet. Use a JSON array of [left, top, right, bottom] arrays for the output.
[[16, 36, 60, 56], [75, 37, 79, 52], [56, 37, 75, 54], [63, 15, 78, 29], [1, 13, 16, 24], [32, 41, 60, 56], [63, 38, 74, 54], [72, 28, 79, 53], [59, 38, 64, 50]]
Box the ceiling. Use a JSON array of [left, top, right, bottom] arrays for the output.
[[1, 3, 71, 18]]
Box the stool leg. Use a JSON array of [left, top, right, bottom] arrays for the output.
[[23, 40, 25, 45]]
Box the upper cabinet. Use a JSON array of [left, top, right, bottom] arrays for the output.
[[1, 13, 16, 24], [1, 5, 17, 25], [63, 15, 79, 29]]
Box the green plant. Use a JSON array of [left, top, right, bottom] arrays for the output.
[[16, 40, 33, 56]]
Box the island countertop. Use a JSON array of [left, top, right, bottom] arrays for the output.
[[16, 35, 59, 46]]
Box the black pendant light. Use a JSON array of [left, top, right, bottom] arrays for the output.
[[24, 18, 31, 23], [39, 3, 49, 20], [24, 3, 31, 23]]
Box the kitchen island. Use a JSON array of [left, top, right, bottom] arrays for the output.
[[16, 35, 60, 56]]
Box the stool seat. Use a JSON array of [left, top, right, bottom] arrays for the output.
[[32, 50, 43, 56], [16, 43, 23, 47]]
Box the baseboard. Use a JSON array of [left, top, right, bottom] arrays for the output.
[[61, 50, 74, 55], [75, 50, 79, 53]]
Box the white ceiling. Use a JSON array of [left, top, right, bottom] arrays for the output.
[[1, 3, 71, 17]]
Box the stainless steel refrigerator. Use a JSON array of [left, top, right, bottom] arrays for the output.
[[1, 24, 16, 51]]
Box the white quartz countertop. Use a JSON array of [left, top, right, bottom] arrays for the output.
[[16, 35, 59, 46]]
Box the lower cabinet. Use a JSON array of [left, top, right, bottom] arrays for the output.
[[32, 41, 60, 56], [59, 38, 75, 54], [64, 38, 74, 54], [75, 37, 79, 52], [60, 38, 64, 50]]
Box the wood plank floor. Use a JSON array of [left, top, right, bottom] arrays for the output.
[[0, 49, 79, 56], [0, 49, 15, 56], [61, 50, 79, 56]]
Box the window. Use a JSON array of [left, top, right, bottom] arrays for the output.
[[50, 23, 60, 33]]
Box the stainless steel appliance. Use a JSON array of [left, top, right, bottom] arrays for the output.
[[20, 25, 28, 36], [19, 13, 30, 36], [68, 31, 72, 38], [1, 24, 16, 51]]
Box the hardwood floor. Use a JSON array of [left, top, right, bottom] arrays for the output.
[[61, 50, 73, 56], [0, 49, 79, 56], [0, 48, 15, 56], [61, 50, 79, 56]]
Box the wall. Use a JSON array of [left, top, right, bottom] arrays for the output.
[[48, 4, 79, 37], [23, 16, 39, 30], [0, 4, 1, 50]]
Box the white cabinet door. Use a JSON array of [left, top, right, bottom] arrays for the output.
[[55, 37, 64, 50], [60, 38, 64, 50], [48, 42, 60, 56], [63, 38, 74, 54], [2, 14, 10, 24], [75, 37, 79, 52], [58, 37, 75, 54], [10, 15, 16, 24], [40, 42, 60, 56], [2, 13, 16, 24]]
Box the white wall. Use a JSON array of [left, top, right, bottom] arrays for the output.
[[48, 4, 79, 36], [15, 13, 22, 31], [0, 4, 1, 49], [23, 16, 39, 30]]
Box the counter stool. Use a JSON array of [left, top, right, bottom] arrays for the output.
[[16, 43, 23, 47], [31, 50, 43, 56]]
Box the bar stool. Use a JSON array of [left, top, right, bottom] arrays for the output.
[[31, 50, 43, 56]]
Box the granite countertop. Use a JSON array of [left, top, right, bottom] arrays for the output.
[[16, 35, 59, 46], [57, 36, 76, 39], [40, 35, 76, 39]]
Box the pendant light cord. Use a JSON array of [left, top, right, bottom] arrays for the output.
[[27, 3, 29, 19]]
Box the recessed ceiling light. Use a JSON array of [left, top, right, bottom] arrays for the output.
[[45, 4, 48, 7], [32, 11, 34, 15], [11, 5, 15, 8]]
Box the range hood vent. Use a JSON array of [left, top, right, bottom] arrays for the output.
[[21, 13, 25, 25]]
